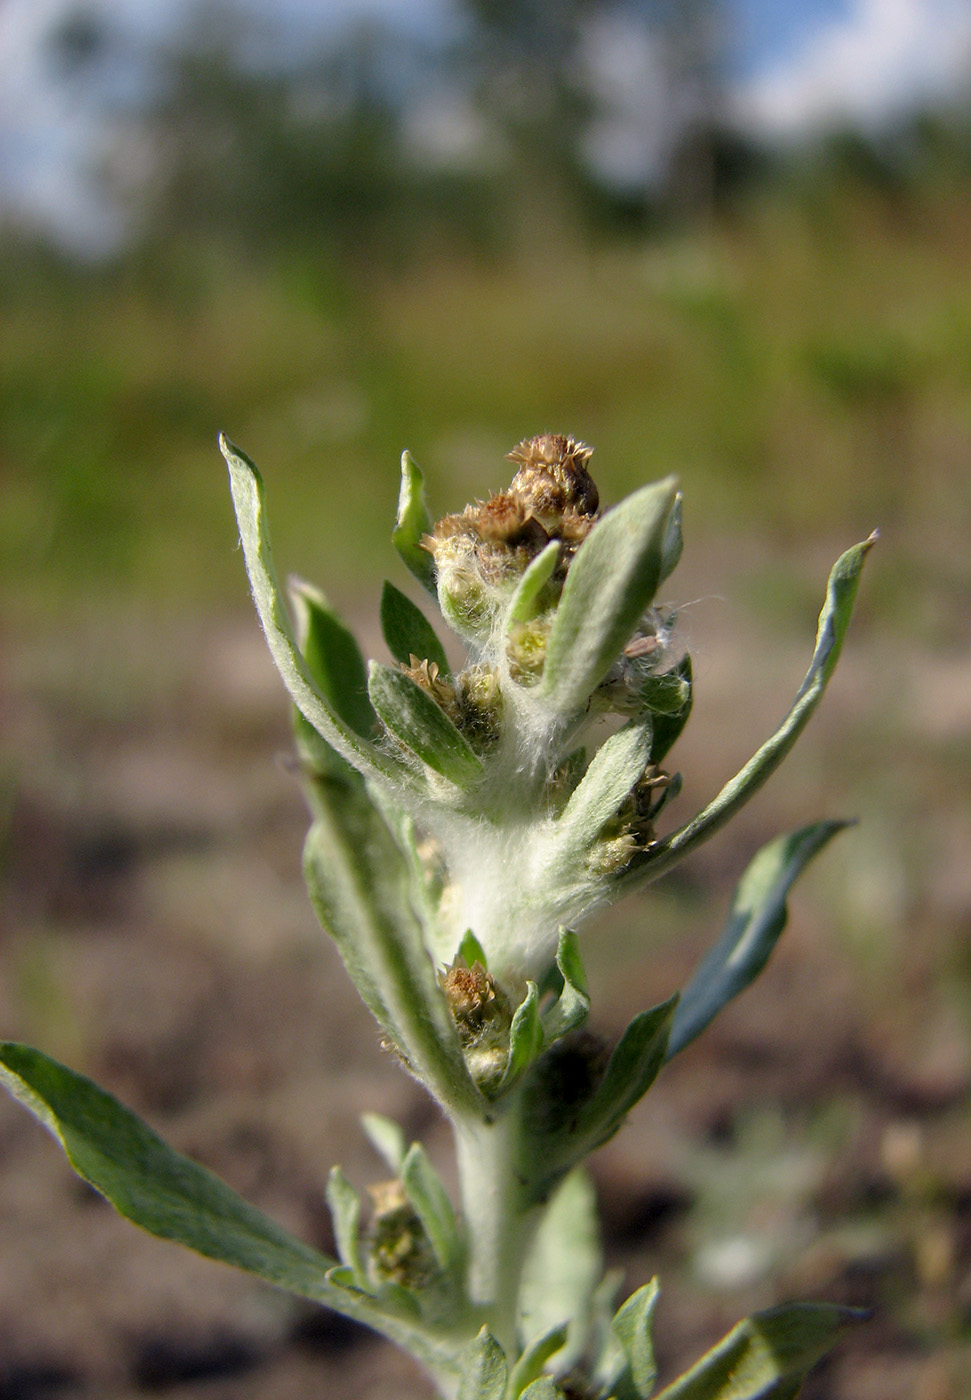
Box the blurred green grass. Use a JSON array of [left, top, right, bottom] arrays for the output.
[[3, 182, 970, 626]]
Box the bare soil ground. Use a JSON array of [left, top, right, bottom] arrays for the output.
[[2, 537, 969, 1399]]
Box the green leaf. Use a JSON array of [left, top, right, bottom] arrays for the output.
[[361, 1112, 407, 1174], [638, 668, 691, 717], [380, 580, 451, 675], [519, 1169, 602, 1369], [0, 1041, 339, 1296], [460, 929, 489, 969], [659, 492, 684, 585], [557, 723, 654, 842], [652, 1303, 866, 1400], [519, 1379, 563, 1399], [457, 1328, 508, 1400], [575, 996, 678, 1157], [507, 540, 561, 624], [611, 1279, 660, 1400], [368, 661, 483, 788], [499, 982, 544, 1092], [221, 436, 397, 788], [394, 450, 437, 595], [626, 533, 876, 889], [667, 821, 850, 1060], [540, 930, 590, 1043], [524, 997, 677, 1201], [539, 477, 680, 716], [648, 655, 693, 763], [326, 1167, 367, 1288], [508, 1323, 569, 1398], [401, 1142, 462, 1274], [303, 782, 481, 1116], [290, 578, 376, 736]]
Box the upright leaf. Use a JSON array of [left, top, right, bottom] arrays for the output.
[[658, 492, 684, 585], [518, 1169, 602, 1368], [457, 1328, 508, 1400], [381, 580, 451, 675], [303, 782, 481, 1116], [540, 930, 590, 1043], [290, 578, 375, 736], [369, 662, 483, 788], [326, 1167, 367, 1287], [361, 1113, 407, 1174], [394, 450, 437, 595], [667, 821, 850, 1059], [507, 540, 561, 624], [652, 1303, 866, 1400], [498, 982, 544, 1092], [539, 477, 679, 716], [556, 723, 653, 843], [611, 1280, 660, 1400], [401, 1142, 462, 1274], [221, 436, 398, 787]]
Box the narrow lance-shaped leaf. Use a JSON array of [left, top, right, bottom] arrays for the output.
[[457, 1328, 508, 1400], [556, 723, 653, 844], [401, 1142, 462, 1274], [522, 997, 677, 1201], [290, 577, 376, 781], [540, 929, 590, 1043], [519, 1379, 564, 1399], [220, 436, 399, 788], [393, 450, 437, 595], [508, 1324, 569, 1399], [326, 1167, 367, 1288], [611, 1280, 660, 1400], [303, 781, 482, 1117], [380, 580, 451, 675], [652, 1303, 867, 1400], [0, 1040, 466, 1383], [369, 661, 483, 788], [498, 981, 543, 1092], [507, 540, 561, 625], [361, 1112, 407, 1174], [518, 1169, 602, 1369], [539, 477, 680, 716], [625, 532, 877, 890], [658, 491, 684, 585], [648, 654, 692, 763], [667, 820, 850, 1060]]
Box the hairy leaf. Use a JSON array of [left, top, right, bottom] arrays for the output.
[[381, 580, 450, 675], [369, 661, 483, 787], [394, 450, 437, 595]]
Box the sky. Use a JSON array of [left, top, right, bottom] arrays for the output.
[[1, 0, 970, 251]]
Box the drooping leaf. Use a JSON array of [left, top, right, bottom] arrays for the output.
[[652, 1303, 866, 1400], [393, 450, 437, 595], [368, 661, 483, 788], [401, 1142, 462, 1274], [611, 1279, 660, 1400], [625, 532, 876, 889], [326, 1167, 367, 1287], [508, 1323, 569, 1398], [499, 982, 544, 1092], [221, 436, 397, 787], [556, 723, 653, 843], [457, 1328, 508, 1400], [540, 929, 590, 1043], [507, 540, 561, 624], [539, 477, 680, 716], [303, 782, 481, 1116], [667, 821, 850, 1060], [361, 1112, 407, 1174], [518, 1168, 602, 1369], [380, 580, 450, 675]]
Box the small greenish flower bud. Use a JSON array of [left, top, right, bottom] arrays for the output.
[[367, 1179, 439, 1290], [507, 616, 552, 685], [441, 959, 515, 1093]]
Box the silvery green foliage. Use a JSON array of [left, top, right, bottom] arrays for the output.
[[0, 435, 875, 1400]]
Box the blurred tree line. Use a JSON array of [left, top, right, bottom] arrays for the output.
[[23, 0, 971, 270]]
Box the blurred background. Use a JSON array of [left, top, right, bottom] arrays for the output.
[[1, 1, 970, 1396]]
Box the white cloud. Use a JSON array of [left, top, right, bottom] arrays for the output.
[[733, 0, 971, 135]]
